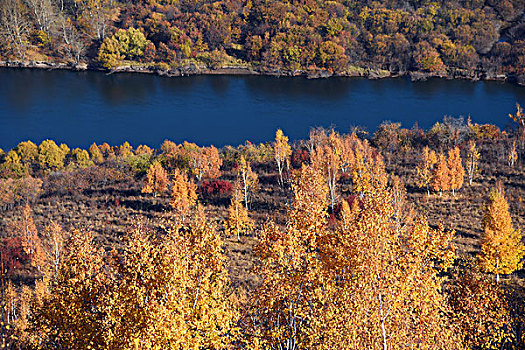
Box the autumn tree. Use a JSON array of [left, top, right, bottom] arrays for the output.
[[25, 0, 56, 36], [224, 182, 253, 241], [448, 263, 512, 349], [350, 140, 386, 198], [317, 179, 459, 349], [373, 121, 403, 163], [88, 142, 104, 164], [14, 285, 33, 347], [508, 141, 518, 167], [0, 176, 43, 210], [0, 0, 30, 59], [169, 168, 197, 219], [465, 140, 480, 185], [432, 153, 450, 196], [273, 129, 291, 186], [306, 127, 328, 154], [142, 161, 169, 198], [416, 146, 438, 195], [42, 221, 67, 276], [249, 162, 460, 349], [14, 176, 43, 205], [310, 130, 341, 210], [12, 204, 41, 262], [2, 150, 27, 177], [160, 139, 180, 172], [98, 142, 114, 159], [16, 140, 38, 172], [98, 27, 151, 68], [177, 205, 238, 348], [38, 139, 68, 173], [106, 211, 237, 349], [30, 229, 108, 348], [249, 164, 329, 349], [103, 220, 189, 349], [336, 133, 359, 174], [237, 155, 258, 210], [59, 15, 86, 63], [447, 146, 464, 196], [478, 183, 524, 282], [1, 281, 23, 348], [76, 0, 113, 41], [70, 148, 93, 168], [184, 143, 223, 181], [135, 145, 153, 156], [119, 141, 134, 159]]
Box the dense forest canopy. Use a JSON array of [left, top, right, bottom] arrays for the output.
[[1, 0, 525, 78]]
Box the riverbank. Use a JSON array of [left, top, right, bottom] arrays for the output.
[[1, 59, 524, 85]]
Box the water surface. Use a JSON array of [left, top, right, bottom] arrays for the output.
[[1, 68, 524, 150]]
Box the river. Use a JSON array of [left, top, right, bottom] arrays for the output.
[[1, 68, 524, 150]]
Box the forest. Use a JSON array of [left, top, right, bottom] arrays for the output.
[[1, 0, 525, 80], [0, 107, 523, 349]]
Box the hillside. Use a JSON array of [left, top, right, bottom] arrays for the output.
[[2, 0, 525, 81]]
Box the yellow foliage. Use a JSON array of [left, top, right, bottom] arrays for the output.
[[432, 153, 450, 195], [31, 229, 108, 348], [447, 146, 464, 196], [250, 163, 461, 349], [225, 182, 253, 241], [416, 146, 437, 195], [185, 143, 223, 181], [465, 140, 480, 185], [169, 168, 198, 218], [448, 264, 513, 349], [88, 142, 104, 164], [274, 129, 292, 186], [479, 184, 524, 279], [142, 161, 169, 197], [237, 155, 258, 210]]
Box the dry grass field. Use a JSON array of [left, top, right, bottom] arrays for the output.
[[1, 137, 523, 292]]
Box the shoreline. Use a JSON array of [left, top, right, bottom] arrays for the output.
[[0, 60, 522, 85]]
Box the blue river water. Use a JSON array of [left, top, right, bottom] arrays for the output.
[[1, 68, 524, 150]]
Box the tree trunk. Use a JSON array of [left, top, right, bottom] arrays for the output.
[[378, 288, 388, 350], [496, 259, 500, 283]]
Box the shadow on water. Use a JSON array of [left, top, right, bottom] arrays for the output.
[[242, 75, 352, 100], [156, 74, 203, 94], [209, 75, 231, 96], [86, 72, 157, 105]]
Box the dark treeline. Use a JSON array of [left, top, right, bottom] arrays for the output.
[[1, 0, 525, 79]]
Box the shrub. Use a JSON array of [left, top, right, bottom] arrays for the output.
[[198, 179, 233, 198]]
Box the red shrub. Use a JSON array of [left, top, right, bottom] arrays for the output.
[[292, 149, 310, 168], [0, 237, 29, 273], [198, 179, 233, 197]]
